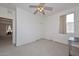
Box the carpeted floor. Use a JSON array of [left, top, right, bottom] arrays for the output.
[[0, 37, 79, 56]]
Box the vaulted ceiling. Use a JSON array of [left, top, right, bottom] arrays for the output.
[[0, 3, 79, 15]]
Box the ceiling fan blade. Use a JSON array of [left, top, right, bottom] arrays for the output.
[[29, 5, 37, 8], [44, 7, 53, 11], [42, 10, 45, 15], [34, 10, 38, 14]]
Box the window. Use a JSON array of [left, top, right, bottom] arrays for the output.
[[66, 13, 74, 33], [59, 13, 74, 34]]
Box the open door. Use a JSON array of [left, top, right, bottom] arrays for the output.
[[0, 17, 14, 46]]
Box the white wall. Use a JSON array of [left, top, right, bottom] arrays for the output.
[[16, 6, 79, 46], [44, 6, 79, 44], [0, 6, 15, 19], [16, 7, 43, 46]]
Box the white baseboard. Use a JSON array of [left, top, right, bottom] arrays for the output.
[[43, 38, 68, 45]]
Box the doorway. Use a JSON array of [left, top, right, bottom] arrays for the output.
[[0, 17, 13, 47]]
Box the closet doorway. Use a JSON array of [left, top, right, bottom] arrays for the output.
[[0, 17, 13, 47]]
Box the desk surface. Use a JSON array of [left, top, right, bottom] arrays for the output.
[[72, 42, 79, 48], [69, 37, 79, 48]]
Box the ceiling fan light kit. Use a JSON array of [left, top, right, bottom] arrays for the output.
[[37, 7, 44, 12]]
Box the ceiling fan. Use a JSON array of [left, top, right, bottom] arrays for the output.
[[29, 3, 53, 15]]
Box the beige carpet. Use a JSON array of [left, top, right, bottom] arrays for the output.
[[0, 37, 79, 56]]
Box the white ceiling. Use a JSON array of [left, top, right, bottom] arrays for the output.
[[0, 3, 79, 15]]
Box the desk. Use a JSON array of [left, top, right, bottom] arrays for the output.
[[68, 37, 79, 56]]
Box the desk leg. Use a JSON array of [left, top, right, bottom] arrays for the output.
[[69, 40, 72, 56]]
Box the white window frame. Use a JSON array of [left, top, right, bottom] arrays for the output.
[[66, 13, 74, 34]]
